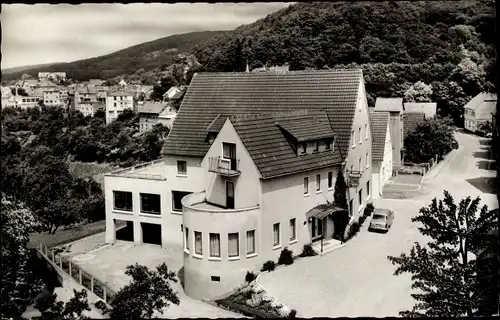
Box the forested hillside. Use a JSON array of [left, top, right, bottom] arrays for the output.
[[192, 1, 496, 124], [2, 31, 226, 81]]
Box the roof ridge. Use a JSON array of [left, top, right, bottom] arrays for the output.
[[197, 69, 362, 76]]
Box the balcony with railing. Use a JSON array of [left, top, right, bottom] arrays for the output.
[[208, 157, 241, 177]]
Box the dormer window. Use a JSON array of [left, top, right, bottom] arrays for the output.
[[313, 141, 319, 152], [325, 139, 331, 150], [299, 143, 306, 155]]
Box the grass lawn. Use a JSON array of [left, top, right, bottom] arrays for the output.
[[28, 220, 109, 249]]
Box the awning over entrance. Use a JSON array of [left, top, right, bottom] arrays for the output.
[[306, 204, 347, 220]]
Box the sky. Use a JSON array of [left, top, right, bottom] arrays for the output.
[[1, 3, 292, 70]]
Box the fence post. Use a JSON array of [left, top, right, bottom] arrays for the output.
[[103, 286, 107, 303], [69, 261, 72, 277], [90, 277, 94, 293], [79, 269, 82, 284], [51, 249, 55, 262]]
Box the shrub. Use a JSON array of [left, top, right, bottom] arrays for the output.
[[288, 309, 297, 319], [346, 221, 360, 241], [364, 202, 375, 216], [299, 244, 317, 257], [245, 271, 256, 283], [277, 247, 294, 265], [261, 260, 276, 272], [359, 215, 367, 226], [94, 300, 110, 314]]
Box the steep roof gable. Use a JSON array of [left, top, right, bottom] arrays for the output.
[[403, 112, 426, 138], [368, 109, 389, 161], [162, 69, 362, 157], [229, 111, 342, 179], [404, 102, 437, 119], [464, 92, 497, 111]]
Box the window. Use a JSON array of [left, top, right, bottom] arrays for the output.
[[349, 199, 353, 216], [172, 191, 192, 212], [194, 231, 202, 255], [366, 152, 369, 168], [211, 276, 220, 282], [177, 160, 187, 175], [223, 142, 236, 160], [140, 193, 161, 214], [365, 124, 368, 139], [314, 141, 319, 152], [228, 233, 239, 258], [114, 96, 116, 101], [325, 139, 331, 150], [359, 127, 362, 143], [358, 189, 363, 206], [247, 230, 256, 255], [328, 171, 333, 189], [352, 130, 355, 147], [367, 181, 370, 196], [185, 227, 190, 251], [289, 218, 296, 241], [113, 191, 132, 211], [273, 223, 280, 247], [114, 102, 117, 107], [209, 233, 221, 257], [316, 174, 321, 191], [359, 158, 362, 171], [300, 143, 306, 154], [304, 177, 309, 195]]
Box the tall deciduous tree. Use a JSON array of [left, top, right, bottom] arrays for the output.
[[404, 81, 433, 103], [387, 191, 498, 317], [34, 289, 91, 320], [1, 196, 44, 319], [109, 263, 180, 320]]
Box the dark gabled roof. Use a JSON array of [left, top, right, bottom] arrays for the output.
[[206, 114, 227, 133], [369, 109, 389, 161], [276, 111, 335, 142], [139, 102, 168, 114], [403, 112, 426, 138], [374, 97, 404, 113], [229, 111, 343, 180], [162, 69, 362, 157]]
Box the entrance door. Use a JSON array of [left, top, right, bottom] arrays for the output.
[[311, 217, 324, 241], [226, 181, 235, 209]]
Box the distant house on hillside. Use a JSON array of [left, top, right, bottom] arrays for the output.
[[38, 72, 66, 82], [105, 90, 134, 124], [162, 86, 185, 101], [403, 102, 437, 119], [464, 92, 497, 134], [138, 102, 175, 132], [118, 79, 127, 87]]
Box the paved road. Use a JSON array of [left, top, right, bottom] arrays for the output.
[[258, 131, 498, 317]]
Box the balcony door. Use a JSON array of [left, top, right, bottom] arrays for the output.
[[223, 142, 237, 170], [226, 181, 235, 209]]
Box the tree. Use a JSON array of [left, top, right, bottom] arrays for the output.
[[477, 120, 492, 134], [11, 87, 28, 96], [21, 73, 34, 80], [109, 263, 180, 320], [34, 289, 91, 320], [1, 196, 44, 319], [387, 191, 498, 317], [404, 117, 458, 163], [334, 170, 348, 209], [404, 81, 433, 103]]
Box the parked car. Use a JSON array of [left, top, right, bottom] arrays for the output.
[[368, 209, 394, 232]]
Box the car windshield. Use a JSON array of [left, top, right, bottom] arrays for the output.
[[372, 214, 386, 220]]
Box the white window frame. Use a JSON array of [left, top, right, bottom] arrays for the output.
[[228, 233, 240, 260], [365, 124, 368, 140], [289, 218, 297, 243], [194, 231, 202, 258], [184, 227, 190, 254], [246, 230, 256, 257], [359, 158, 362, 172], [177, 160, 187, 176], [273, 223, 281, 249], [209, 233, 221, 260], [328, 171, 334, 189], [359, 127, 362, 144], [366, 152, 369, 168], [304, 177, 309, 196], [352, 130, 355, 148], [316, 174, 321, 192]]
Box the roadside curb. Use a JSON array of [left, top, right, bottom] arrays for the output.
[[422, 149, 458, 182]]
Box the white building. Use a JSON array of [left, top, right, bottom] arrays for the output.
[[104, 69, 372, 300], [368, 109, 393, 198], [38, 72, 67, 82], [43, 89, 62, 107], [464, 92, 497, 133], [105, 90, 134, 123]]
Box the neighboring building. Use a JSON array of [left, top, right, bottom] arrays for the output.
[[162, 86, 185, 101], [96, 86, 110, 103], [158, 103, 177, 129], [20, 79, 38, 96], [404, 102, 437, 119], [38, 72, 67, 82], [118, 79, 127, 87], [105, 90, 134, 123], [138, 102, 171, 132], [403, 112, 426, 139], [464, 93, 497, 133], [374, 98, 404, 173], [369, 109, 393, 198], [33, 80, 58, 98], [75, 101, 105, 117], [17, 96, 40, 109], [43, 89, 62, 107], [104, 69, 372, 300]]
